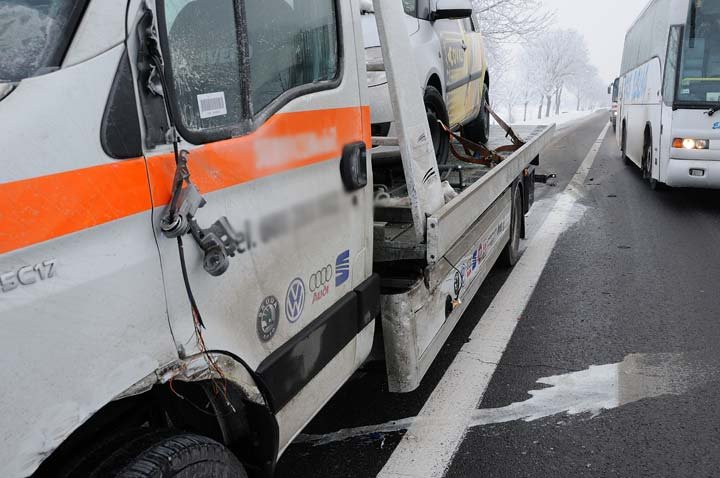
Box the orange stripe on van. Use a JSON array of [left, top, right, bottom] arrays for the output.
[[0, 159, 152, 255], [0, 106, 369, 255], [147, 106, 369, 203]]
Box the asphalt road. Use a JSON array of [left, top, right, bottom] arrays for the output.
[[276, 111, 720, 478]]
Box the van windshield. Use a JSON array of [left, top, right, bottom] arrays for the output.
[[0, 1, 85, 83], [677, 0, 720, 105]]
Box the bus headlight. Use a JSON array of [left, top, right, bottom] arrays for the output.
[[673, 138, 710, 150]]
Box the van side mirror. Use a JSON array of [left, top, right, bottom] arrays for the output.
[[431, 0, 473, 20]]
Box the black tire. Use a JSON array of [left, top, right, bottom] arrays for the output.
[[463, 85, 490, 145], [621, 127, 631, 166], [642, 136, 652, 180], [642, 136, 664, 190], [424, 86, 450, 165], [89, 431, 247, 478], [500, 184, 523, 267]]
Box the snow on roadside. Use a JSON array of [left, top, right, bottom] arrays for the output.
[[511, 108, 608, 127]]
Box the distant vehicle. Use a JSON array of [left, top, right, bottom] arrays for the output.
[[616, 0, 720, 189], [361, 0, 490, 164], [609, 77, 619, 130]]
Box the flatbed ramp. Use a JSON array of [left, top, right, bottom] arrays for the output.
[[373, 124, 555, 265]]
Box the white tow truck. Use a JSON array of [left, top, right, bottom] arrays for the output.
[[0, 0, 554, 477]]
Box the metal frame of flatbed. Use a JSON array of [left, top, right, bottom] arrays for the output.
[[371, 0, 556, 392], [375, 124, 555, 392]]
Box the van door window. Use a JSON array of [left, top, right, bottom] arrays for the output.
[[162, 0, 247, 138], [245, 0, 339, 113]]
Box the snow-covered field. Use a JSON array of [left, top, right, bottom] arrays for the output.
[[513, 108, 607, 127]]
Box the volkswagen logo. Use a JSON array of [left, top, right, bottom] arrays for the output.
[[285, 277, 305, 323], [309, 265, 333, 292]]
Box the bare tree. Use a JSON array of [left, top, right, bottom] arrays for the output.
[[568, 65, 607, 111], [484, 43, 514, 117], [471, 0, 556, 122], [515, 48, 541, 121], [520, 29, 591, 117], [472, 0, 554, 44]]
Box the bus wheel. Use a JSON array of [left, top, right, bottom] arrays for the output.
[[500, 184, 523, 267], [621, 128, 631, 166], [642, 138, 662, 190], [89, 431, 247, 478]]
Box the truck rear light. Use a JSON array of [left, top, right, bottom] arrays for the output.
[[673, 138, 709, 149]]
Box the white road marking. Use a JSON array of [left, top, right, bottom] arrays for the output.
[[376, 123, 612, 478]]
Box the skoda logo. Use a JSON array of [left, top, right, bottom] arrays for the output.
[[285, 278, 305, 323], [257, 296, 279, 342], [309, 265, 333, 292]]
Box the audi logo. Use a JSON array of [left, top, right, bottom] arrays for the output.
[[309, 265, 333, 291]]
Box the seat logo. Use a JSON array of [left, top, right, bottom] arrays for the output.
[[335, 250, 350, 287], [285, 278, 306, 323]]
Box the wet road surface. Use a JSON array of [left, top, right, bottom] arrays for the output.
[[276, 111, 720, 477]]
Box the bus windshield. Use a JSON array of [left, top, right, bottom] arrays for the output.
[[677, 0, 720, 105], [0, 1, 85, 83]]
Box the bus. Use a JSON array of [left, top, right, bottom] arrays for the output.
[[616, 0, 720, 189]]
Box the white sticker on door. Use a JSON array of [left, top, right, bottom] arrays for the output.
[[197, 92, 227, 119]]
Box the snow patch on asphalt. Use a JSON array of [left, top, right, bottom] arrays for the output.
[[297, 350, 719, 446]]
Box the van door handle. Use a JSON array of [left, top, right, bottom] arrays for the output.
[[461, 40, 468, 50], [340, 141, 368, 191]]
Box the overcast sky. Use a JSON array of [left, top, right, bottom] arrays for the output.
[[541, 0, 649, 84]]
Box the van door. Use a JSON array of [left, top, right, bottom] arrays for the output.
[[137, 0, 374, 452], [434, 18, 471, 125]]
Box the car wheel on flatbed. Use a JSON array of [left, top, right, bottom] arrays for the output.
[[424, 85, 450, 165], [463, 86, 490, 145]]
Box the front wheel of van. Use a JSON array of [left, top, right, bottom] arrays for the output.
[[425, 86, 450, 165], [89, 431, 247, 478]]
